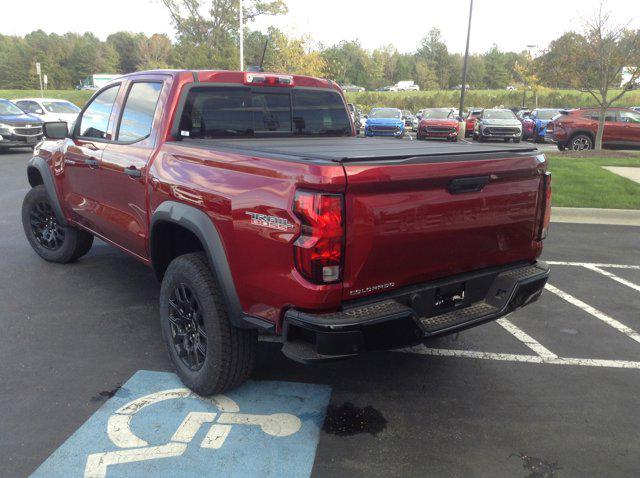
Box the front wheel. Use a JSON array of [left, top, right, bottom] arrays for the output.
[[160, 252, 257, 395], [22, 185, 94, 263], [557, 144, 566, 151]]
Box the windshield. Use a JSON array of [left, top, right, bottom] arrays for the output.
[[369, 108, 402, 119], [537, 109, 561, 120], [42, 101, 81, 114], [178, 87, 351, 138], [0, 99, 24, 116], [484, 109, 516, 120], [423, 109, 453, 120]]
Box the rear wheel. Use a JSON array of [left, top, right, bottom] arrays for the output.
[[160, 252, 257, 395], [22, 185, 94, 263], [569, 134, 593, 151]]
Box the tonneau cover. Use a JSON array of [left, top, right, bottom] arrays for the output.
[[182, 137, 539, 162]]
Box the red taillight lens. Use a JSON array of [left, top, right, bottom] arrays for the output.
[[293, 190, 344, 284], [538, 172, 552, 240]]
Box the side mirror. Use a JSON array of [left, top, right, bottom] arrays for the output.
[[35, 108, 45, 115], [43, 121, 69, 140]]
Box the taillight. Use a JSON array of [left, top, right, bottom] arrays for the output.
[[538, 172, 552, 240], [293, 190, 344, 284]]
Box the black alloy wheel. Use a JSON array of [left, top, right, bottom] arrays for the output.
[[168, 283, 207, 371], [30, 200, 65, 250]]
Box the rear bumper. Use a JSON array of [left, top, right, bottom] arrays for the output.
[[281, 261, 549, 363]]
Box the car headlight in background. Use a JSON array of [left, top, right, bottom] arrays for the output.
[[0, 123, 13, 134]]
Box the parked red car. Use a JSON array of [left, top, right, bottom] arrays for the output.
[[417, 108, 460, 141], [22, 69, 551, 394], [546, 107, 640, 150], [465, 108, 483, 137]]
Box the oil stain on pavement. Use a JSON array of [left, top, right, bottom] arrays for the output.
[[322, 402, 387, 436]]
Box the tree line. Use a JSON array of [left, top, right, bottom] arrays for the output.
[[0, 0, 635, 93]]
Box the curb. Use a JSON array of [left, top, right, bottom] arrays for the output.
[[551, 207, 640, 226]]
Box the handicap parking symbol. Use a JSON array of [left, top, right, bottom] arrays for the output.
[[31, 371, 331, 478]]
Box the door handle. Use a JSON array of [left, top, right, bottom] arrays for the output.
[[124, 167, 142, 178], [84, 158, 99, 168], [448, 176, 491, 194]]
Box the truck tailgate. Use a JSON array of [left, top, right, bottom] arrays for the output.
[[342, 151, 546, 299]]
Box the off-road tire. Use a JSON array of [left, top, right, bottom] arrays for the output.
[[160, 252, 257, 395], [22, 185, 94, 263]]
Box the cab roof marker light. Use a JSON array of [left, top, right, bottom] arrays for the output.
[[244, 73, 294, 87]]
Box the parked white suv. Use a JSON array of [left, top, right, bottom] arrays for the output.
[[14, 98, 81, 127]]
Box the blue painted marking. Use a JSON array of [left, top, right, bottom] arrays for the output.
[[31, 370, 331, 478]]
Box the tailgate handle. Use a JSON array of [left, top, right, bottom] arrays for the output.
[[448, 176, 490, 194]]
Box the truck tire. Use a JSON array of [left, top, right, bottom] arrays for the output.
[[160, 252, 257, 395], [22, 185, 94, 263]]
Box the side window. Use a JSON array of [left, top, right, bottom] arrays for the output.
[[582, 111, 617, 122], [17, 101, 40, 114], [618, 110, 640, 124], [78, 85, 120, 139], [117, 82, 163, 142]]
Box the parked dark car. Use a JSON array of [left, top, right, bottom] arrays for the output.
[[528, 109, 562, 143], [546, 107, 640, 150], [465, 109, 483, 137], [401, 110, 415, 127], [0, 98, 44, 151]]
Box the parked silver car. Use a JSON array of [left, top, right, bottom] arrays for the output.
[[473, 109, 522, 143]]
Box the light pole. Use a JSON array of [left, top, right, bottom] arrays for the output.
[[523, 44, 537, 108], [239, 0, 244, 71], [458, 0, 474, 119]]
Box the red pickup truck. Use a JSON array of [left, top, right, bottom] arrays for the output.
[[22, 70, 551, 394]]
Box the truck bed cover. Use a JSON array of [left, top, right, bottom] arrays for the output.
[[181, 137, 539, 163]]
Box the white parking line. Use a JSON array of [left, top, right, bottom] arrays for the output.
[[496, 318, 558, 359], [402, 346, 640, 370], [546, 261, 640, 270], [544, 283, 640, 345], [581, 264, 640, 293]]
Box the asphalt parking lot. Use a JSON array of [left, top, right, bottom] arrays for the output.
[[2, 148, 640, 477]]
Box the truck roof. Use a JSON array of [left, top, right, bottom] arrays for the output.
[[117, 69, 341, 91], [182, 137, 539, 163]]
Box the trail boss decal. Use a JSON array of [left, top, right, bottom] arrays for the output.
[[246, 211, 295, 231]]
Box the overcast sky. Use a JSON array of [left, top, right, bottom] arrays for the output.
[[3, 0, 638, 55]]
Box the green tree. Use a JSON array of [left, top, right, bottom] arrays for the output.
[[570, 3, 640, 149], [416, 28, 451, 89], [483, 45, 511, 88], [138, 34, 173, 70], [107, 32, 143, 73], [162, 0, 287, 69], [537, 32, 583, 88]]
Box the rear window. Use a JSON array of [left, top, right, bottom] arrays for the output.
[[177, 87, 351, 138]]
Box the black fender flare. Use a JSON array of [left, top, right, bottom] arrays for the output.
[[150, 201, 269, 330], [26, 156, 69, 226]]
